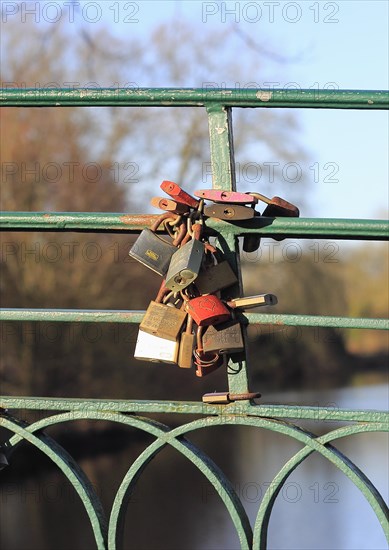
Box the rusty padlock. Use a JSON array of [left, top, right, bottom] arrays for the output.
[[129, 213, 186, 276], [249, 192, 300, 217], [243, 192, 299, 251], [178, 314, 195, 369], [160, 180, 199, 209]]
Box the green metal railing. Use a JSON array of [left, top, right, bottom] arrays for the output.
[[1, 87, 388, 549]]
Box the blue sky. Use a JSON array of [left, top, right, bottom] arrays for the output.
[[2, 0, 387, 219], [100, 0, 388, 220]]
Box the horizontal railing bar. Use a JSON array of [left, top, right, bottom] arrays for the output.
[[1, 309, 387, 330], [1, 88, 388, 109], [1, 396, 387, 423], [1, 213, 388, 240]]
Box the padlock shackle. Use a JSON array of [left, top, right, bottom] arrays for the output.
[[194, 348, 219, 366], [155, 279, 172, 304], [196, 325, 205, 351], [151, 212, 180, 233], [249, 192, 300, 216], [248, 192, 270, 204], [194, 348, 222, 376], [186, 314, 194, 334], [192, 223, 202, 241], [204, 242, 217, 254], [172, 220, 187, 246]]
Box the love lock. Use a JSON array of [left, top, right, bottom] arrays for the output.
[[128, 213, 186, 276]]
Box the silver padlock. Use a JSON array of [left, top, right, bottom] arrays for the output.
[[166, 239, 204, 292], [165, 237, 205, 292], [134, 329, 179, 364]]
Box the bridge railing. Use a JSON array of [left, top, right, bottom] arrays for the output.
[[1, 87, 388, 549]]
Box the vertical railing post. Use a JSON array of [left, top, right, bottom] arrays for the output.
[[207, 104, 250, 396]]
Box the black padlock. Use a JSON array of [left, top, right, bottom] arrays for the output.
[[129, 214, 186, 276]]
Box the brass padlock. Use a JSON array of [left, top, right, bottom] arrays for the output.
[[129, 214, 186, 276], [165, 232, 205, 293], [202, 392, 261, 404], [140, 281, 187, 341], [178, 315, 195, 368], [227, 294, 278, 309], [134, 328, 179, 364], [202, 320, 244, 354]]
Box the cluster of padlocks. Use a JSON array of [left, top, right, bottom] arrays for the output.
[[130, 180, 299, 378]]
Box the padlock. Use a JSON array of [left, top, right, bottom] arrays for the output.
[[194, 190, 257, 204], [140, 281, 187, 341], [242, 211, 262, 253], [204, 204, 255, 221], [160, 180, 199, 208], [194, 327, 225, 376], [134, 329, 179, 364], [195, 251, 237, 295], [165, 223, 205, 292], [249, 192, 300, 217], [194, 351, 224, 377], [178, 315, 195, 368], [227, 294, 278, 309], [185, 294, 230, 326], [202, 391, 261, 404], [150, 196, 190, 215], [202, 319, 244, 354], [243, 192, 299, 249], [129, 213, 185, 276]]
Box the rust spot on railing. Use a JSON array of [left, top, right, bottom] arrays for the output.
[[119, 214, 157, 226]]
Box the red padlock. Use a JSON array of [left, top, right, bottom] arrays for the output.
[[160, 181, 200, 209], [185, 294, 230, 326], [194, 189, 257, 204]]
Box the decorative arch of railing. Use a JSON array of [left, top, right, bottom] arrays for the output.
[[0, 88, 388, 549]]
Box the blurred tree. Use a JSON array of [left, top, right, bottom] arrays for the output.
[[243, 239, 388, 389], [243, 248, 351, 389], [334, 243, 389, 355]]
